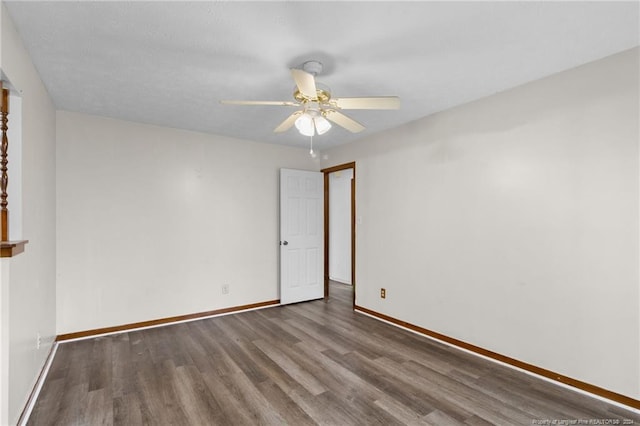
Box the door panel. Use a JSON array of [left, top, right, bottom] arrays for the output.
[[280, 169, 324, 304]]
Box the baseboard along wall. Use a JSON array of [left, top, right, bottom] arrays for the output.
[[56, 300, 280, 342], [354, 304, 640, 412]]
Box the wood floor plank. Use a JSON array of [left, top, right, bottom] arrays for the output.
[[256, 380, 317, 426], [291, 341, 388, 404], [85, 388, 113, 425], [51, 382, 90, 425], [267, 316, 330, 354], [319, 387, 406, 426], [219, 371, 288, 425], [111, 333, 135, 399], [205, 319, 270, 384], [189, 320, 244, 377], [399, 358, 534, 424], [27, 282, 640, 425], [200, 371, 258, 426], [285, 387, 353, 425], [173, 365, 222, 424], [283, 315, 353, 355], [252, 338, 327, 396], [134, 359, 191, 425], [424, 409, 465, 426], [88, 338, 112, 392], [238, 309, 301, 347], [324, 349, 463, 420], [25, 378, 65, 425], [374, 396, 435, 426], [460, 368, 584, 421], [464, 415, 497, 426], [112, 393, 144, 426]]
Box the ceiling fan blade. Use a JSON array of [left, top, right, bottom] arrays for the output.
[[332, 96, 400, 110], [220, 100, 298, 106], [274, 111, 302, 133], [324, 110, 365, 133], [291, 69, 318, 100]]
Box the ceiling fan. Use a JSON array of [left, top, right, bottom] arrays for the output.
[[220, 60, 400, 136]]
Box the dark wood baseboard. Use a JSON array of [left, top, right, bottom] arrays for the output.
[[56, 299, 280, 342], [354, 304, 640, 410]]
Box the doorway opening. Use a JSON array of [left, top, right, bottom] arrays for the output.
[[322, 162, 356, 308]]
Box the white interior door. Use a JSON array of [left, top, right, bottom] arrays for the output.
[[280, 168, 324, 305]]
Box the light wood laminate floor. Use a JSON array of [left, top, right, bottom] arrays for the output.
[[27, 282, 639, 425]]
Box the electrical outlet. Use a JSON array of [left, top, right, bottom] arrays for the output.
[[380, 288, 386, 299], [36, 332, 41, 350], [222, 284, 229, 295]]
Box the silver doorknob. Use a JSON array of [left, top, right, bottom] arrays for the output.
[[282, 241, 288, 246]]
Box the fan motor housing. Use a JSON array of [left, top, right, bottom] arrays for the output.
[[294, 87, 331, 103]]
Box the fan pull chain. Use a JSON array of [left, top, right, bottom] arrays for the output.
[[309, 135, 316, 158]]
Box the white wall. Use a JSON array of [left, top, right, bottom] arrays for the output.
[[322, 48, 639, 399], [56, 111, 319, 334], [0, 3, 57, 424], [329, 169, 352, 284]]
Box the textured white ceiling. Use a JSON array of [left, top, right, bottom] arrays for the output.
[[4, 1, 639, 150]]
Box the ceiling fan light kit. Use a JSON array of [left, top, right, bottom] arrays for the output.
[[294, 113, 313, 136], [314, 115, 332, 135], [294, 107, 332, 137], [220, 59, 400, 139]]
